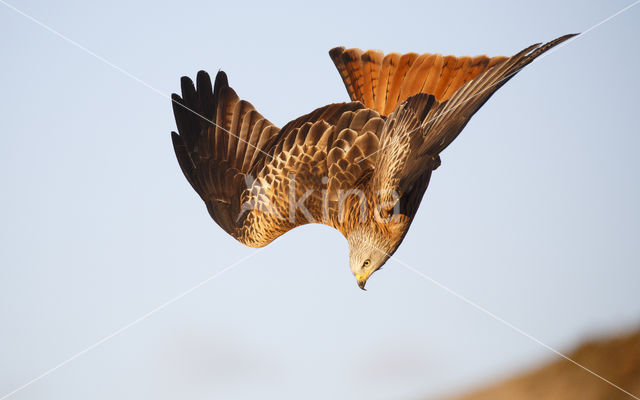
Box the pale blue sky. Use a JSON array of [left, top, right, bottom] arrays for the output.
[[1, 1, 639, 399]]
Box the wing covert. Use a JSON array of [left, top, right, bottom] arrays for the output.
[[235, 104, 385, 247]]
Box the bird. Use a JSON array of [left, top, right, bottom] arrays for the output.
[[171, 34, 576, 290]]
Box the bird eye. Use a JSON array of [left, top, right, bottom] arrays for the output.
[[363, 259, 370, 268]]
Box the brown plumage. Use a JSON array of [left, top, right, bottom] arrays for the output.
[[171, 34, 577, 289]]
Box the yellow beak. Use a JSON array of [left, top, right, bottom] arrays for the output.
[[355, 272, 371, 291]]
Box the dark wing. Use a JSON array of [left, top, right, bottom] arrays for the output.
[[171, 71, 280, 235], [329, 47, 508, 116], [372, 34, 578, 198], [171, 71, 384, 247]]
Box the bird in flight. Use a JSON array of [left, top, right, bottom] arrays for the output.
[[171, 34, 576, 290]]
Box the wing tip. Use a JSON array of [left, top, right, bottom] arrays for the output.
[[180, 76, 195, 96], [196, 70, 211, 88], [552, 32, 580, 47], [214, 70, 229, 88]]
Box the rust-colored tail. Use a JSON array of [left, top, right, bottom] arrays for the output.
[[329, 47, 508, 116]]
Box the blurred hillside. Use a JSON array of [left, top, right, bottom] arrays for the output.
[[445, 328, 640, 400]]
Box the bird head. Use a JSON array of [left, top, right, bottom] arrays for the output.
[[347, 227, 396, 290]]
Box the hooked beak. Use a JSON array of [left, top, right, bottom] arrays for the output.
[[355, 272, 370, 291]]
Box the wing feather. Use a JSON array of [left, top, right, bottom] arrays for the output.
[[172, 73, 385, 247], [171, 71, 279, 235], [372, 34, 578, 197]]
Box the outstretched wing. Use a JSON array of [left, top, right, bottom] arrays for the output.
[[171, 71, 280, 235], [372, 34, 578, 198], [171, 71, 385, 247], [329, 47, 508, 116]]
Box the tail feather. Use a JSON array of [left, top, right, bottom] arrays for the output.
[[361, 50, 384, 107], [374, 52, 400, 113], [330, 47, 507, 116]]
